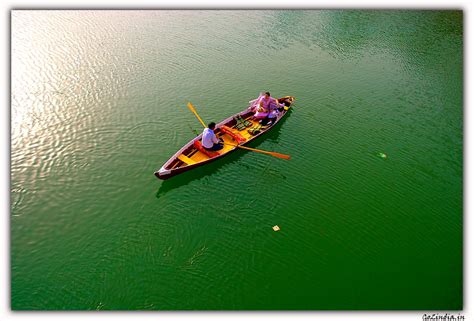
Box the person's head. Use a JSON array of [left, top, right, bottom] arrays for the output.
[[265, 92, 271, 98], [208, 122, 216, 130]]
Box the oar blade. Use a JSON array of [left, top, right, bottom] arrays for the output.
[[187, 102, 195, 112], [230, 143, 291, 160], [187, 102, 206, 128], [272, 152, 291, 160]]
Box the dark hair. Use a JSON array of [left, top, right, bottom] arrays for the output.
[[208, 122, 216, 129], [265, 92, 271, 96]]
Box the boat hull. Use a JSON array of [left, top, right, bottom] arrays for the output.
[[154, 96, 295, 180]]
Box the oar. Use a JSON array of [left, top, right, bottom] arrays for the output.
[[177, 102, 200, 135], [186, 101, 291, 160], [224, 142, 291, 160], [187, 102, 206, 128]]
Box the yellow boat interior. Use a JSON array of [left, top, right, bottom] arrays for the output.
[[170, 111, 257, 169], [167, 96, 294, 171]]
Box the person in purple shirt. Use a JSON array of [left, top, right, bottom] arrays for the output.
[[255, 92, 277, 115], [254, 92, 280, 126]]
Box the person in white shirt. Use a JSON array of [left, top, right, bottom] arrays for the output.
[[202, 122, 224, 151]]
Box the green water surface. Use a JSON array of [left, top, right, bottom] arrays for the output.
[[11, 10, 462, 310]]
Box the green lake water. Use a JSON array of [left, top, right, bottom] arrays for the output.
[[11, 10, 463, 310]]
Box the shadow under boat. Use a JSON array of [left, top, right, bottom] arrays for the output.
[[155, 109, 292, 199]]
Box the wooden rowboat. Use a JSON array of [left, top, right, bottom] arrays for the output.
[[154, 96, 295, 180]]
